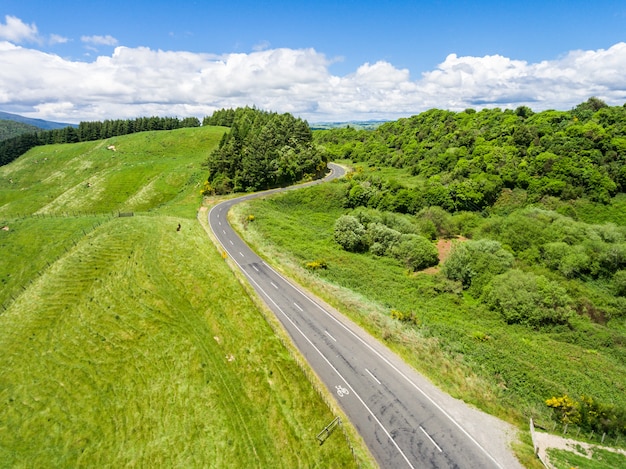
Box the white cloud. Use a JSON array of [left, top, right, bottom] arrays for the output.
[[49, 34, 69, 45], [0, 15, 39, 43], [81, 35, 118, 46], [0, 35, 625, 123]]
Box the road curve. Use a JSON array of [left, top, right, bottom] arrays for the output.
[[208, 164, 516, 469]]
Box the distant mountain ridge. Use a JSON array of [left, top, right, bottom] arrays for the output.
[[0, 111, 76, 130]]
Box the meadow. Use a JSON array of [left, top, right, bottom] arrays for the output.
[[0, 127, 370, 468]]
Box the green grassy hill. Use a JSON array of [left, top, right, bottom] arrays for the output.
[[0, 127, 370, 468]]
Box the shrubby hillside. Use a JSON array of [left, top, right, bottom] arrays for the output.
[[233, 99, 626, 449], [316, 98, 626, 211]]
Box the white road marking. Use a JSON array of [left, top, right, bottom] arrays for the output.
[[229, 239, 234, 245], [294, 302, 303, 312], [365, 368, 381, 385], [420, 426, 443, 452], [222, 230, 226, 235], [324, 330, 337, 342], [239, 252, 245, 257], [252, 265, 259, 272], [271, 281, 278, 289]]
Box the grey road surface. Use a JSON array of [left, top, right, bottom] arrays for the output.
[[208, 164, 519, 469]]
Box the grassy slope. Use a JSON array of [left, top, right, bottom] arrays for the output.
[[229, 181, 626, 451], [0, 128, 368, 468]]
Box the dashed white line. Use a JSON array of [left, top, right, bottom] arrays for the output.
[[239, 252, 245, 257], [229, 239, 234, 245], [294, 303, 303, 312], [324, 330, 337, 342], [271, 281, 278, 289], [420, 426, 443, 452], [365, 368, 381, 385], [252, 265, 259, 272]]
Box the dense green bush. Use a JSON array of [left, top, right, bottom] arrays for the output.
[[442, 239, 514, 292], [366, 222, 402, 255], [389, 234, 439, 271], [333, 215, 367, 252], [483, 269, 573, 327]]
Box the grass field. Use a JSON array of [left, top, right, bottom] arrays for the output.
[[0, 128, 371, 468], [229, 180, 626, 456], [547, 446, 626, 469]]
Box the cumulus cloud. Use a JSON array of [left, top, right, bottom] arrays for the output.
[[0, 15, 39, 43], [0, 33, 625, 123]]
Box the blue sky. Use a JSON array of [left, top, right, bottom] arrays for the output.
[[1, 0, 625, 123]]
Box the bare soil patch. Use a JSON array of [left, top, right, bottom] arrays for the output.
[[422, 236, 467, 274]]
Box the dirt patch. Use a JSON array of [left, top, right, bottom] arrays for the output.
[[421, 236, 467, 274]]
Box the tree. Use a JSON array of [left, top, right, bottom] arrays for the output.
[[333, 215, 367, 252], [442, 239, 514, 293], [389, 234, 439, 271], [483, 269, 573, 327]]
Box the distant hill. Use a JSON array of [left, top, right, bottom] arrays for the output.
[[0, 111, 75, 130], [0, 119, 41, 141], [310, 120, 387, 131]]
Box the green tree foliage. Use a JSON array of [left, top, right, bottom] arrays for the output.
[[442, 239, 514, 293], [333, 215, 367, 252], [315, 100, 626, 212], [0, 119, 40, 141], [204, 107, 327, 193], [388, 234, 439, 271], [483, 269, 573, 327]]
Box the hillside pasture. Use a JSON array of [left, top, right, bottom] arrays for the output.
[[0, 128, 368, 468]]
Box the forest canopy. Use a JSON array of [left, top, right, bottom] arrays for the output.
[[316, 98, 626, 212], [203, 107, 327, 193]]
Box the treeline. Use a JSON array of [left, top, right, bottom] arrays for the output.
[[203, 107, 327, 193], [0, 119, 40, 141], [0, 116, 201, 166], [316, 98, 626, 213]]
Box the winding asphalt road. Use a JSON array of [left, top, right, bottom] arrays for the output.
[[208, 164, 512, 468]]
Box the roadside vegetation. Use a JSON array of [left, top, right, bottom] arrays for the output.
[[0, 124, 369, 468], [228, 99, 626, 463]]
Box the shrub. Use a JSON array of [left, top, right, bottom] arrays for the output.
[[442, 239, 514, 293], [547, 394, 626, 437], [333, 215, 367, 252], [416, 206, 456, 238], [305, 260, 328, 270], [366, 223, 402, 254], [482, 269, 573, 327], [612, 270, 626, 296], [389, 234, 439, 271]]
